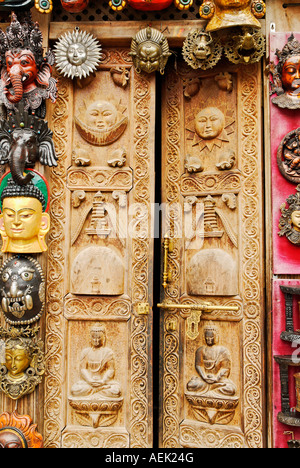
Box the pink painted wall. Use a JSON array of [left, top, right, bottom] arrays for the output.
[[270, 33, 300, 448], [270, 32, 300, 275]]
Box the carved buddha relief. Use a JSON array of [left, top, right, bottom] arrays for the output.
[[185, 321, 239, 425], [69, 323, 123, 428]]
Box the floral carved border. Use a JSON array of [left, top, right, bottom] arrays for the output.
[[44, 76, 69, 447], [44, 54, 154, 448], [129, 69, 154, 448]]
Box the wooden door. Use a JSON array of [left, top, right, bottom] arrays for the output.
[[159, 60, 265, 448], [43, 48, 156, 448]]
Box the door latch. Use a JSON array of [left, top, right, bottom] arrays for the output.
[[157, 301, 239, 340]]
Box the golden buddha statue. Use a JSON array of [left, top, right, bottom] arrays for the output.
[[0, 173, 50, 253]]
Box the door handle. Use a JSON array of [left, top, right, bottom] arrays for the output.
[[157, 301, 239, 340], [162, 235, 174, 289], [157, 302, 239, 312]]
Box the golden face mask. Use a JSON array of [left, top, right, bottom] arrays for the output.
[[0, 171, 50, 254], [200, 0, 265, 31]]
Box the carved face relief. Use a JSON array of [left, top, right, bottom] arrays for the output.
[[281, 56, 300, 97], [67, 43, 87, 66], [130, 27, 171, 75], [54, 27, 102, 80], [6, 50, 38, 89], [0, 256, 45, 325], [195, 107, 225, 140], [0, 326, 45, 399], [74, 98, 128, 146], [86, 101, 118, 130], [291, 210, 300, 231], [0, 14, 57, 116], [182, 29, 222, 70], [136, 42, 162, 74], [270, 35, 300, 109], [0, 172, 50, 253], [0, 197, 50, 253]]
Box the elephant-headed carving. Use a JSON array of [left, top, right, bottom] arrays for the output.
[[0, 12, 57, 118], [0, 104, 57, 186]]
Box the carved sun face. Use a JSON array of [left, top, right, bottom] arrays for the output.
[[54, 27, 102, 80]]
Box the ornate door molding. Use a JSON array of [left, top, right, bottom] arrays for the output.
[[160, 61, 264, 448], [44, 49, 155, 448]]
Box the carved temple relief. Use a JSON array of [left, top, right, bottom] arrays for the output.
[[69, 189, 128, 296], [72, 69, 129, 167], [185, 321, 240, 426], [67, 322, 125, 430], [185, 194, 239, 296], [184, 72, 237, 178]]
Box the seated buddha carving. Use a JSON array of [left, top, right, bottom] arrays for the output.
[[71, 324, 121, 399], [187, 322, 237, 397]]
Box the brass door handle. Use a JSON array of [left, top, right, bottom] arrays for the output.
[[157, 301, 239, 340], [157, 303, 239, 312], [162, 235, 174, 289]]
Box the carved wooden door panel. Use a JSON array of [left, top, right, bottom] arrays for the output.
[[44, 49, 155, 448], [160, 61, 265, 448]]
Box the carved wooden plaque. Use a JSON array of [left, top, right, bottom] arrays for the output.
[[160, 61, 264, 448], [44, 49, 155, 448]]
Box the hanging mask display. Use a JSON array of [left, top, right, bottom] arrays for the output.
[[182, 29, 222, 70], [54, 27, 102, 81], [130, 27, 171, 75], [0, 325, 45, 399], [199, 0, 265, 32], [224, 27, 265, 64], [0, 411, 43, 448], [269, 34, 300, 110], [0, 255, 45, 325], [0, 171, 50, 254], [277, 127, 300, 184], [0, 13, 57, 118], [279, 185, 300, 245], [0, 105, 57, 186]]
